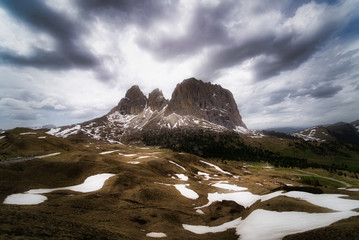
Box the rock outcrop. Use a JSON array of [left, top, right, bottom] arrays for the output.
[[109, 85, 147, 115], [148, 88, 168, 111], [165, 78, 246, 129]]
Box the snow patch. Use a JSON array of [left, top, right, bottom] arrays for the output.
[[127, 161, 140, 165], [196, 209, 205, 215], [183, 218, 242, 234], [119, 153, 137, 157], [169, 160, 186, 171], [146, 232, 167, 238], [184, 210, 359, 240], [235, 210, 359, 240], [20, 132, 37, 135], [99, 150, 119, 155], [338, 188, 359, 192], [175, 174, 188, 181], [3, 193, 48, 205], [3, 173, 115, 205], [212, 182, 247, 191], [174, 184, 199, 200], [197, 191, 283, 209], [200, 160, 232, 175], [35, 152, 60, 159]]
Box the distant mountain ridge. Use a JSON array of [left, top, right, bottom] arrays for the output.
[[292, 121, 359, 144], [47, 78, 247, 143]]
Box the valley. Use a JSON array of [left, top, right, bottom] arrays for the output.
[[1, 128, 359, 239]]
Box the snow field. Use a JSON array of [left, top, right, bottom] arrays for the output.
[[3, 173, 115, 205], [184, 178, 359, 240]]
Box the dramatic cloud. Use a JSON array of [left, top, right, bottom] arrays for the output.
[[0, 0, 358, 129], [0, 0, 99, 70]]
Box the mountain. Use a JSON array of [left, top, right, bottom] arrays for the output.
[[47, 78, 248, 143], [292, 121, 359, 144], [264, 127, 306, 134], [352, 119, 359, 131], [165, 78, 246, 129]]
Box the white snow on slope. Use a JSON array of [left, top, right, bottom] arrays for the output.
[[119, 153, 137, 157], [20, 132, 37, 135], [46, 128, 61, 135], [3, 173, 115, 205], [184, 178, 359, 240], [235, 210, 359, 240], [183, 217, 242, 234], [35, 152, 60, 159], [292, 127, 324, 142], [338, 188, 359, 192], [2, 193, 48, 205], [283, 191, 359, 212], [99, 150, 119, 155], [146, 232, 167, 238], [174, 184, 199, 200], [184, 210, 359, 240], [49, 125, 81, 138], [196, 191, 283, 209], [175, 174, 188, 181], [211, 182, 248, 191], [0, 136, 5, 140], [169, 160, 186, 171], [200, 160, 232, 175], [127, 161, 140, 164]]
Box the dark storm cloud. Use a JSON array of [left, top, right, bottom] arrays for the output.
[[198, 8, 344, 81], [76, 0, 177, 27], [264, 83, 343, 106], [0, 0, 98, 70], [138, 1, 233, 59], [136, 0, 353, 82], [309, 84, 343, 98]]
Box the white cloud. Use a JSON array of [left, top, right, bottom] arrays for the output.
[[0, 0, 358, 130], [0, 8, 55, 56]]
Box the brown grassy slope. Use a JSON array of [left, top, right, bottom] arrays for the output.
[[0, 144, 358, 239], [0, 128, 74, 159]]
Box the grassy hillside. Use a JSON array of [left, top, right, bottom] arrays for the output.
[[128, 128, 359, 172], [1, 142, 358, 239], [0, 128, 74, 160]]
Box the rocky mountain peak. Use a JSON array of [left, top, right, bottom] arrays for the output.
[[148, 88, 168, 111], [165, 78, 246, 129], [109, 85, 147, 115]]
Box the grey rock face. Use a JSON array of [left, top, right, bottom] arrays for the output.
[[110, 85, 148, 115], [165, 78, 246, 129], [148, 88, 168, 111]]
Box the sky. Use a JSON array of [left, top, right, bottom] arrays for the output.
[[0, 0, 358, 130]]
